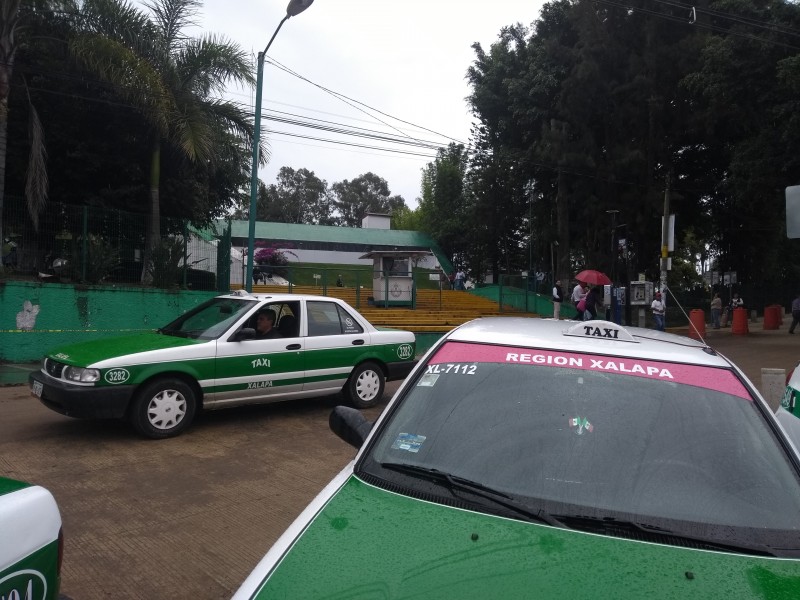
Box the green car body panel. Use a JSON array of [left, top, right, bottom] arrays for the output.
[[30, 294, 416, 436], [0, 478, 62, 600], [248, 476, 800, 599], [43, 332, 409, 392]]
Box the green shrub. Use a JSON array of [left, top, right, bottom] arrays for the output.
[[148, 238, 185, 289], [70, 236, 120, 284]]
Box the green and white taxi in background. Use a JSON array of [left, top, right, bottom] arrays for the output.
[[0, 477, 63, 600], [783, 361, 800, 418], [29, 292, 416, 439], [234, 318, 800, 599]]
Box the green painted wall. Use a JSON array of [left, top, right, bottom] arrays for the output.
[[0, 282, 438, 362], [0, 282, 217, 361]]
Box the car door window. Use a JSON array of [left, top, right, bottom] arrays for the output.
[[337, 305, 363, 334], [308, 301, 362, 336]]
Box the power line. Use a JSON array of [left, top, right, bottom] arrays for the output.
[[265, 57, 471, 148], [594, 0, 800, 51]]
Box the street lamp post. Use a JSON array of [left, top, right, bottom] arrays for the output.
[[246, 0, 314, 293]]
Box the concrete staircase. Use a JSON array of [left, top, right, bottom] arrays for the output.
[[247, 285, 539, 332]]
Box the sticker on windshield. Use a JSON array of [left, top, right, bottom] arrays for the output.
[[570, 416, 594, 435], [391, 433, 427, 453], [417, 373, 439, 387]]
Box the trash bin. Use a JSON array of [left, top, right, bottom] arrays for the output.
[[763, 305, 781, 330], [731, 307, 749, 335], [689, 309, 706, 340]]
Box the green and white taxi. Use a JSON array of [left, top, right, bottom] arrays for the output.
[[233, 318, 800, 599], [29, 292, 416, 439], [0, 477, 63, 600]]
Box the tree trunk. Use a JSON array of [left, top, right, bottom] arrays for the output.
[[0, 95, 8, 249], [556, 168, 570, 292], [141, 138, 161, 283]]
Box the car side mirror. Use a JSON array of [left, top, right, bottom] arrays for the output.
[[231, 327, 256, 342], [330, 405, 372, 449]]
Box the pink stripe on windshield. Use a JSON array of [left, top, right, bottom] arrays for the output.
[[431, 342, 751, 400]]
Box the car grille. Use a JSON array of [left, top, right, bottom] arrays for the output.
[[44, 358, 66, 379]]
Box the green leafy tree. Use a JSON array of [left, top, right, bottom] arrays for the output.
[[259, 166, 333, 225], [0, 0, 51, 243], [331, 172, 406, 227], [417, 143, 469, 267], [390, 204, 422, 231], [69, 0, 254, 280]]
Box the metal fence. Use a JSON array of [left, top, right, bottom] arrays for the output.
[[1, 196, 224, 290]]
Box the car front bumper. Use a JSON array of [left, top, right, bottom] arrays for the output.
[[29, 371, 135, 419]]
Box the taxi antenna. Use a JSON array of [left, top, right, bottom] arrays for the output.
[[664, 287, 707, 345]]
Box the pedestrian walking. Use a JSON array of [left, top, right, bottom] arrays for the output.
[[710, 293, 722, 329], [455, 269, 466, 291], [552, 280, 564, 319], [572, 281, 587, 320], [583, 285, 603, 321], [651, 291, 666, 331], [790, 292, 800, 334]]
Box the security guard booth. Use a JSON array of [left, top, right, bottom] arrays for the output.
[[359, 250, 432, 307]]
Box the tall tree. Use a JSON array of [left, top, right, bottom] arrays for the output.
[[331, 172, 405, 228], [417, 143, 469, 266], [0, 0, 51, 245], [259, 166, 332, 225], [69, 0, 254, 278]]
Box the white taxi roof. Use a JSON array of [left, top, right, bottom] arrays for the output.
[[446, 317, 730, 368], [223, 291, 353, 303]]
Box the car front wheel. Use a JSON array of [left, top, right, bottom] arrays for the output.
[[345, 362, 385, 409], [130, 378, 197, 439]]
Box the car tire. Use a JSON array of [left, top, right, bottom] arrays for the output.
[[130, 378, 197, 439], [344, 362, 385, 409]]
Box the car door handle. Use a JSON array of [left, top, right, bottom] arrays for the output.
[[352, 339, 365, 345], [286, 344, 301, 350]]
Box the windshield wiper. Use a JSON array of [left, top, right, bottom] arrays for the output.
[[552, 514, 777, 557], [380, 462, 562, 527]]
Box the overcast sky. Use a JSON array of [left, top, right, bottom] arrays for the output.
[[181, 0, 545, 209]]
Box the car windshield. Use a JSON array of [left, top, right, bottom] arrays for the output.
[[360, 341, 800, 555], [159, 297, 257, 340]]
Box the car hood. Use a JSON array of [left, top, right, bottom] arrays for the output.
[[248, 476, 800, 599], [45, 332, 203, 367]]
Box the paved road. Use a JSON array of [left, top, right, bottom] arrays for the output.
[[1, 325, 797, 600], [2, 382, 400, 600]]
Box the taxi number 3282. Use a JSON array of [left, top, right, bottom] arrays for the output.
[[426, 364, 476, 375]]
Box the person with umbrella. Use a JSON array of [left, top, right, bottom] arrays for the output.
[[584, 285, 605, 320], [573, 270, 611, 320], [572, 281, 588, 319]]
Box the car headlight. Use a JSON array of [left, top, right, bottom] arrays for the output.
[[64, 366, 101, 383]]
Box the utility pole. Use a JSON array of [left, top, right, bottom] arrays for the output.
[[660, 170, 671, 298]]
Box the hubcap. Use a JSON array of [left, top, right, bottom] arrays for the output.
[[147, 389, 187, 430], [356, 370, 380, 401]]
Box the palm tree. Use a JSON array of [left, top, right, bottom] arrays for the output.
[[70, 0, 254, 280], [0, 0, 50, 248]]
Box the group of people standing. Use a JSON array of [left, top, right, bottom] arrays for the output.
[[709, 292, 745, 329], [551, 280, 605, 321]]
